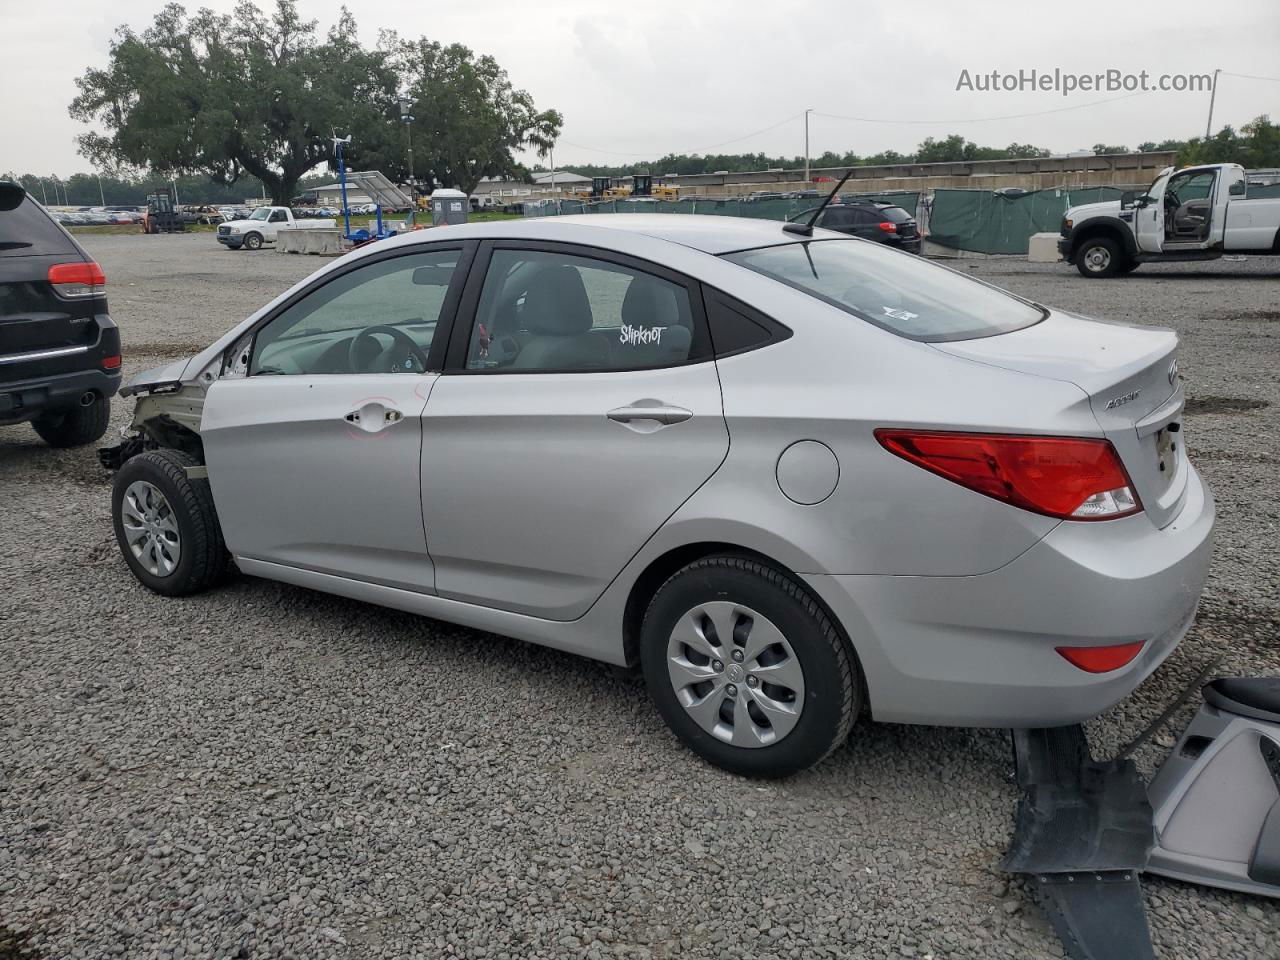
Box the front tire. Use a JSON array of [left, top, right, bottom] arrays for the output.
[[1075, 236, 1124, 278], [242, 232, 263, 251], [112, 449, 228, 596], [31, 394, 110, 447], [640, 556, 860, 778]]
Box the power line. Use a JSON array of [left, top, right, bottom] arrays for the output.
[[1221, 70, 1280, 84], [812, 90, 1153, 126]]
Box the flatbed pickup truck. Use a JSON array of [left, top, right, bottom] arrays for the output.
[[1059, 163, 1280, 277], [216, 207, 337, 251]]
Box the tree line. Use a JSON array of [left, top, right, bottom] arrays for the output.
[[543, 119, 1280, 179]]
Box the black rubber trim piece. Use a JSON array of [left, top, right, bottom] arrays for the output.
[[1003, 726, 1156, 960]]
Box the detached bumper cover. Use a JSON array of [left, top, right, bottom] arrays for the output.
[[806, 465, 1215, 727]]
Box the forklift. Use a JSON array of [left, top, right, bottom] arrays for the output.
[[141, 185, 184, 234]]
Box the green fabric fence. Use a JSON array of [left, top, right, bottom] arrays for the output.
[[523, 191, 920, 221], [926, 187, 1136, 255]]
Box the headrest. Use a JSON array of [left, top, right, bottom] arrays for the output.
[[522, 265, 593, 336], [621, 274, 682, 329]]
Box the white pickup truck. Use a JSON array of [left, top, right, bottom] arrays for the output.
[[216, 206, 337, 251], [1058, 162, 1280, 277]]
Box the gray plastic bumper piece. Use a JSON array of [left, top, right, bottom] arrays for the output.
[[1003, 726, 1156, 960], [1146, 678, 1280, 898]]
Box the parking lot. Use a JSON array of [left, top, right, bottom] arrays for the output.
[[1, 232, 1278, 959]]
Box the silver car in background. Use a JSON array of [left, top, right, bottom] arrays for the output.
[[106, 215, 1214, 777]]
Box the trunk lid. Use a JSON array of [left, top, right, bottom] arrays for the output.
[[934, 310, 1187, 527]]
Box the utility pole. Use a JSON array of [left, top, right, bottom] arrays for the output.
[[39, 179, 47, 205], [172, 177, 180, 208], [96, 173, 106, 206], [1204, 68, 1221, 140], [804, 108, 813, 183], [398, 96, 415, 193]]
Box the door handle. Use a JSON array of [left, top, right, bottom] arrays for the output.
[[606, 401, 693, 425], [344, 401, 403, 433]]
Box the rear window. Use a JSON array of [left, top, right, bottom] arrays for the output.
[[0, 197, 79, 258], [879, 206, 913, 222], [723, 239, 1044, 342]]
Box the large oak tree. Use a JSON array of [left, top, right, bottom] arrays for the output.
[[72, 2, 399, 204]]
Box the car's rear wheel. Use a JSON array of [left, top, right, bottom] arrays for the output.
[[640, 556, 860, 777], [31, 394, 110, 447], [112, 449, 228, 596], [243, 232, 263, 250], [1075, 236, 1124, 278]]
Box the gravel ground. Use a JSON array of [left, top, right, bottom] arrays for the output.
[[2, 234, 1278, 959]]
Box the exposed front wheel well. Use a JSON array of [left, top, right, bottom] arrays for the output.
[[621, 541, 868, 712], [1070, 223, 1134, 263]]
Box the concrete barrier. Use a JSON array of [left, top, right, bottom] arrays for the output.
[[277, 228, 344, 256], [1028, 232, 1063, 263]]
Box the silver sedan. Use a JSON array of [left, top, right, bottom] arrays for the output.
[[106, 214, 1214, 777]]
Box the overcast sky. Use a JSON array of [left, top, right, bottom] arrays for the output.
[[3, 0, 1278, 177]]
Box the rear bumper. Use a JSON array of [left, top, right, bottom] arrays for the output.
[[0, 367, 121, 425], [805, 464, 1215, 727]]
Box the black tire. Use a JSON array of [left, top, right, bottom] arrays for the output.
[[640, 556, 861, 778], [31, 394, 110, 447], [111, 449, 228, 596], [1075, 236, 1124, 278], [243, 232, 263, 250]]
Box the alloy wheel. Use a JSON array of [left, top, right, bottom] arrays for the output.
[[666, 601, 805, 747], [120, 480, 181, 577]]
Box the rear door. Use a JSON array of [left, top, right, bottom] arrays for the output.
[[419, 241, 728, 620], [201, 244, 472, 591]]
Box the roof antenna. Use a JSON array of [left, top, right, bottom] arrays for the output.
[[782, 166, 857, 237]]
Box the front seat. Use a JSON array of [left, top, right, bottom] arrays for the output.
[[511, 266, 609, 370], [615, 273, 693, 366]]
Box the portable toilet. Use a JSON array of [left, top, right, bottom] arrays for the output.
[[430, 189, 469, 226]]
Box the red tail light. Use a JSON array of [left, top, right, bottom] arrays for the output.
[[874, 430, 1142, 521], [1057, 642, 1145, 673], [877, 221, 897, 233], [48, 262, 106, 299], [102, 354, 122, 370]]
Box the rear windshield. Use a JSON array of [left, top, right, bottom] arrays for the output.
[[879, 206, 913, 222], [0, 196, 79, 258], [723, 239, 1043, 341]]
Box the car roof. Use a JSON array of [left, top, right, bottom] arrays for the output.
[[402, 214, 817, 255]]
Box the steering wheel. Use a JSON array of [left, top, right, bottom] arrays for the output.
[[347, 324, 429, 374]]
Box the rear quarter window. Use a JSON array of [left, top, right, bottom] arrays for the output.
[[0, 197, 80, 258], [880, 207, 913, 222], [723, 238, 1044, 342]]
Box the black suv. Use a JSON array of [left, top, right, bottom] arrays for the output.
[[790, 201, 921, 253], [0, 182, 120, 446]]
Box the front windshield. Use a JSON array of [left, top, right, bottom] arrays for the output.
[[248, 208, 271, 221], [724, 239, 1044, 342]]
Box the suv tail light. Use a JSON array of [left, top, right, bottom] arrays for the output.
[[874, 430, 1142, 521], [877, 221, 897, 233], [48, 262, 106, 299]]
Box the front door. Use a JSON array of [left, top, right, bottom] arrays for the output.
[[201, 246, 469, 592], [420, 242, 729, 620]]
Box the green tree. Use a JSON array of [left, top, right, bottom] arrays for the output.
[[372, 36, 561, 193], [70, 1, 398, 205], [1092, 143, 1130, 155]]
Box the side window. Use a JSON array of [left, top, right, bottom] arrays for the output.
[[465, 249, 701, 371], [851, 208, 882, 227], [704, 288, 792, 358], [821, 208, 854, 229], [269, 210, 288, 223], [248, 249, 461, 376]]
